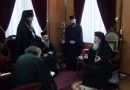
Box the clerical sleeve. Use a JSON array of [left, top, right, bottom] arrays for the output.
[[99, 43, 112, 62], [37, 59, 57, 90], [75, 25, 83, 44], [65, 27, 70, 43], [49, 43, 57, 56]]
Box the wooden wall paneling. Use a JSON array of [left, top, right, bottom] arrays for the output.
[[120, 0, 130, 74], [48, 0, 74, 53]]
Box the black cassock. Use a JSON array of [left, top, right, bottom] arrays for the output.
[[82, 43, 112, 89], [11, 53, 57, 90], [15, 21, 38, 61], [65, 24, 83, 70], [32, 40, 58, 75]]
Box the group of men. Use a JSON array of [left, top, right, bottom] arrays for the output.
[[15, 10, 58, 74], [12, 10, 58, 90], [12, 9, 113, 90]]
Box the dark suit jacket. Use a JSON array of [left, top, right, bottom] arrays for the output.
[[11, 53, 57, 90]]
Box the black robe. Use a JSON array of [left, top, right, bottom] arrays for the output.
[[65, 24, 83, 70], [15, 19, 38, 61], [11, 53, 57, 90], [32, 40, 58, 75], [82, 43, 112, 89]]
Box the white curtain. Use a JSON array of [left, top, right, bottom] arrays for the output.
[[81, 0, 106, 43], [6, 0, 42, 37]]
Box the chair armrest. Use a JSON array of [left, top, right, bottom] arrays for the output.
[[110, 56, 120, 61]]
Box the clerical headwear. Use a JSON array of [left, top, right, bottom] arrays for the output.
[[95, 31, 105, 40], [69, 15, 76, 20], [41, 31, 48, 36], [24, 10, 34, 17]]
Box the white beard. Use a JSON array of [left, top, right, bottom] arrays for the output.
[[92, 43, 100, 50]]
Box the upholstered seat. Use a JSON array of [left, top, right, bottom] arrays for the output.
[[0, 73, 12, 90], [11, 83, 41, 90], [105, 31, 121, 79]]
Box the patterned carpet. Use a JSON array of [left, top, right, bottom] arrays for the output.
[[55, 70, 119, 90], [55, 70, 82, 90]]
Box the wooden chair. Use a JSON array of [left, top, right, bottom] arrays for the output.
[[105, 31, 120, 51], [105, 31, 121, 79], [6, 35, 16, 63], [110, 50, 121, 79]]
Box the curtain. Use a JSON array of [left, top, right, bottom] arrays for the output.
[[0, 0, 15, 43], [81, 0, 106, 43], [74, 0, 85, 24], [97, 0, 115, 31], [6, 0, 42, 37], [31, 0, 47, 31]]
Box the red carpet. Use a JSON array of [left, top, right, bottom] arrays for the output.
[[55, 70, 118, 90], [54, 70, 82, 90]]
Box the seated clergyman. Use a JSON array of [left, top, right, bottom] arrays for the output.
[[32, 31, 58, 77], [81, 31, 112, 90]]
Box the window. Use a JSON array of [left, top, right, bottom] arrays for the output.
[[81, 0, 106, 43], [6, 0, 42, 37]]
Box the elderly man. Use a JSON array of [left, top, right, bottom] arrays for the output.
[[11, 46, 57, 90], [81, 31, 112, 90]]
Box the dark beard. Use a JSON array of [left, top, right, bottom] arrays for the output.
[[26, 21, 33, 29], [44, 40, 49, 47], [26, 19, 31, 24], [71, 23, 76, 27]]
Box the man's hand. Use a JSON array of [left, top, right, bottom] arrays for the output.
[[84, 54, 88, 59], [48, 51, 53, 55], [69, 40, 76, 44], [43, 54, 48, 57], [95, 56, 101, 63]]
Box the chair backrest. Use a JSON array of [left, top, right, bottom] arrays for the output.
[[105, 31, 119, 51], [6, 35, 16, 61], [0, 56, 8, 72], [11, 83, 41, 90], [0, 73, 12, 90]]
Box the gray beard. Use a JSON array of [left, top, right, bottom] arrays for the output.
[[27, 22, 34, 30], [92, 43, 100, 50], [43, 40, 49, 48]]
